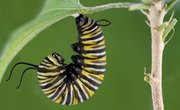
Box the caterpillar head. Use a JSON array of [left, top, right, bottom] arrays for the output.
[[43, 52, 65, 67], [37, 52, 66, 77]]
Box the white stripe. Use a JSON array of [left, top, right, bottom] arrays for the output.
[[83, 36, 104, 43], [43, 59, 50, 63], [85, 26, 98, 33], [86, 51, 106, 56], [38, 72, 60, 76], [40, 83, 47, 86], [77, 80, 89, 99], [37, 75, 47, 79], [74, 84, 83, 102], [40, 76, 58, 86], [38, 65, 57, 70], [89, 62, 106, 66], [86, 75, 102, 84], [81, 78, 98, 90], [69, 84, 73, 105], [50, 84, 66, 101], [81, 31, 102, 39], [92, 45, 106, 50], [42, 76, 66, 92], [87, 67, 106, 72], [41, 62, 52, 66], [62, 88, 68, 105]]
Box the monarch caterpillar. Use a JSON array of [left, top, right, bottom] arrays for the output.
[[7, 14, 110, 105]]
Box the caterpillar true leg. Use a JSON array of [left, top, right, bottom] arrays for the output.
[[71, 42, 81, 53]]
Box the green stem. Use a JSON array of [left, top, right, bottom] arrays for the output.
[[79, 2, 138, 14]]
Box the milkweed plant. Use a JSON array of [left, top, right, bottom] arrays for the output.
[[0, 0, 179, 110]]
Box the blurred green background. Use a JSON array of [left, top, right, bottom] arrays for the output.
[[0, 0, 180, 110]]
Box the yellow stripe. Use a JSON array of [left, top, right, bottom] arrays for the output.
[[38, 65, 57, 70], [82, 54, 99, 59], [82, 26, 100, 34], [47, 55, 60, 66], [82, 20, 95, 30], [55, 86, 67, 103], [38, 77, 53, 83], [73, 83, 80, 104], [83, 27, 101, 35], [37, 72, 60, 76], [81, 79, 94, 96], [83, 44, 104, 51], [82, 70, 104, 80], [81, 28, 101, 40], [80, 78, 95, 96], [55, 96, 63, 103], [44, 88, 56, 94], [84, 56, 106, 64], [37, 75, 47, 79], [73, 98, 78, 105]]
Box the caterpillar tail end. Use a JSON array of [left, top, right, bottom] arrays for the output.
[[71, 13, 80, 18]]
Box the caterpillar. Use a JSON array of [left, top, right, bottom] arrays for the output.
[[7, 14, 110, 105]]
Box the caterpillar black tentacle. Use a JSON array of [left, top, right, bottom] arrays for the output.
[[16, 67, 37, 89], [8, 14, 109, 105], [7, 62, 38, 81]]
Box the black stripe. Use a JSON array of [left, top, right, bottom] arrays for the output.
[[82, 85, 90, 97], [83, 47, 105, 54], [81, 63, 106, 69], [80, 32, 103, 41], [54, 54, 60, 62], [83, 26, 100, 36], [65, 80, 71, 105], [37, 67, 62, 73], [37, 74, 48, 80], [82, 28, 102, 37], [89, 74, 103, 82], [79, 54, 105, 60], [39, 79, 53, 84], [82, 68, 104, 75], [79, 20, 95, 32], [78, 73, 100, 89], [72, 81, 81, 103], [78, 78, 96, 91], [81, 22, 99, 35], [49, 81, 66, 100], [80, 54, 106, 60], [71, 67, 95, 91], [60, 81, 68, 104], [84, 21, 96, 31], [76, 15, 90, 32], [74, 79, 87, 101], [81, 37, 104, 45], [41, 73, 66, 90], [45, 57, 54, 65], [39, 63, 52, 67], [91, 60, 106, 63], [43, 60, 52, 64]]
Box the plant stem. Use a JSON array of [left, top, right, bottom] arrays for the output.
[[80, 2, 138, 14], [147, 1, 166, 110]]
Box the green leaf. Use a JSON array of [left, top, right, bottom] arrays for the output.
[[165, 0, 179, 12], [163, 18, 178, 41], [157, 22, 169, 31], [0, 0, 82, 83]]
